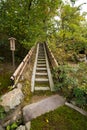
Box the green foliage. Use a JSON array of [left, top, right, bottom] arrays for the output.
[[0, 105, 6, 119], [0, 0, 62, 47], [73, 87, 86, 107], [6, 122, 18, 130], [31, 106, 87, 130], [6, 125, 10, 130], [53, 63, 87, 107], [53, 65, 77, 91]]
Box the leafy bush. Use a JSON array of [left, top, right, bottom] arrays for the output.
[[0, 105, 6, 119], [53, 65, 78, 90], [6, 122, 18, 130], [53, 63, 87, 107], [73, 87, 86, 107]]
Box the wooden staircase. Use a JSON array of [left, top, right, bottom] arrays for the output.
[[31, 43, 54, 92]]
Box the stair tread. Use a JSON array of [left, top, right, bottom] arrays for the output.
[[35, 87, 50, 90], [36, 73, 48, 75], [38, 57, 45, 60], [37, 64, 46, 66], [38, 59, 46, 60], [37, 61, 46, 63], [35, 78, 49, 81], [36, 68, 47, 70]]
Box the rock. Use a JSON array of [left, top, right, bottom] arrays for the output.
[[0, 125, 4, 130], [25, 122, 31, 130], [17, 83, 22, 89], [1, 106, 22, 127], [0, 88, 24, 112], [77, 54, 86, 62], [16, 125, 25, 130]]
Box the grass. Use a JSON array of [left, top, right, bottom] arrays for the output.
[[30, 105, 87, 130]]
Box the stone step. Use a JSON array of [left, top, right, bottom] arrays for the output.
[[36, 68, 47, 70], [35, 87, 50, 91], [35, 78, 49, 82], [36, 72, 48, 75]]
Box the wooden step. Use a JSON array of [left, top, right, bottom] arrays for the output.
[[38, 59, 46, 61], [36, 68, 47, 70], [38, 54, 45, 56], [37, 61, 46, 64], [37, 64, 46, 67], [35, 78, 49, 82], [38, 57, 45, 59], [36, 72, 48, 75], [35, 87, 50, 91]]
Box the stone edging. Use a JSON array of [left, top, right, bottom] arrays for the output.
[[65, 102, 87, 116]]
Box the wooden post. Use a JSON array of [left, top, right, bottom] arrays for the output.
[[12, 50, 15, 68], [8, 37, 16, 69]]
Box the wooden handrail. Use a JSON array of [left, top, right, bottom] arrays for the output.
[[45, 43, 58, 68], [11, 46, 35, 87]]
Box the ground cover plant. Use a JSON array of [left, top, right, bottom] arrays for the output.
[[30, 105, 87, 130]]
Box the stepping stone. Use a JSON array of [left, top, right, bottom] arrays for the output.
[[23, 95, 65, 122]]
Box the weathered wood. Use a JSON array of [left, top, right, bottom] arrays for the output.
[[11, 46, 35, 87], [45, 43, 58, 68], [65, 102, 87, 116], [44, 43, 54, 91], [31, 44, 39, 92]]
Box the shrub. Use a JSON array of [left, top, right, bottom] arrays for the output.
[[53, 64, 87, 107], [73, 87, 86, 107], [0, 105, 6, 119]]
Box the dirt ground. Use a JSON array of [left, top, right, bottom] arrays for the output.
[[0, 62, 14, 95]]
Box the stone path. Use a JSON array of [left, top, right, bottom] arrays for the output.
[[23, 94, 65, 122]]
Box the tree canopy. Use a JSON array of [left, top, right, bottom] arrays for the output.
[[0, 0, 87, 51], [0, 0, 62, 48]]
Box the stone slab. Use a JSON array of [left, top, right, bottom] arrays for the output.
[[23, 94, 65, 122], [0, 88, 24, 112]]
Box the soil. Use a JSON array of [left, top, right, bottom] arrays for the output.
[[30, 95, 49, 103], [0, 62, 14, 95]]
